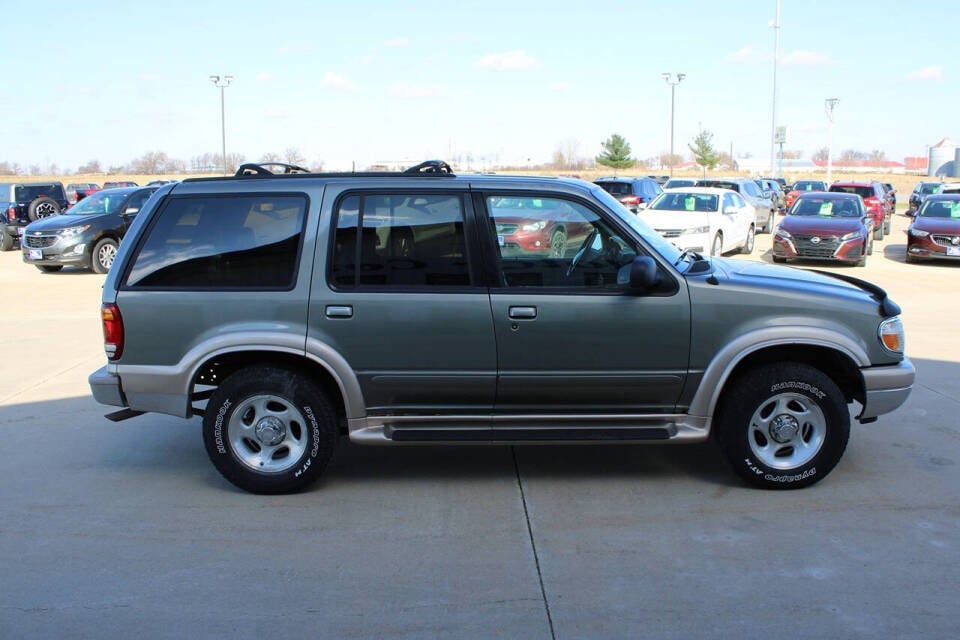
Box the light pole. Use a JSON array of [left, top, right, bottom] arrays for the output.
[[825, 98, 839, 184], [769, 0, 781, 177], [662, 72, 685, 177], [209, 75, 233, 175]]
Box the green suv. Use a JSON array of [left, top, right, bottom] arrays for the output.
[[88, 161, 915, 493]]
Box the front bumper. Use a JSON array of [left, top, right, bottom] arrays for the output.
[[859, 357, 915, 420], [906, 236, 960, 260], [21, 236, 90, 266], [773, 234, 866, 262]]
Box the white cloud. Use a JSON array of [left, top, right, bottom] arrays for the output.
[[390, 83, 441, 99], [781, 50, 832, 66], [321, 72, 355, 91], [384, 37, 410, 48], [476, 50, 539, 71], [726, 45, 757, 63], [907, 65, 943, 81]]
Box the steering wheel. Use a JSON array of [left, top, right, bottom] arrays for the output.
[[565, 229, 599, 278]]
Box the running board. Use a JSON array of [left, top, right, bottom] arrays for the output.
[[104, 408, 145, 422], [391, 427, 672, 442]]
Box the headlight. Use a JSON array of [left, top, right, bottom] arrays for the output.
[[775, 228, 792, 239], [521, 220, 547, 232], [878, 316, 905, 353], [59, 225, 91, 237], [685, 226, 710, 235], [840, 230, 863, 241], [908, 228, 929, 238]]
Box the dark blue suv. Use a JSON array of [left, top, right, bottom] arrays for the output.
[[593, 177, 663, 213], [0, 182, 69, 251]]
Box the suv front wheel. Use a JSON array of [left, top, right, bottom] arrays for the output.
[[202, 367, 336, 494], [715, 363, 850, 489]]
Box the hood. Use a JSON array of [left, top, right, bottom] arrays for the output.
[[779, 215, 863, 236], [911, 217, 960, 236], [639, 210, 711, 231], [709, 257, 899, 316], [24, 212, 106, 233]]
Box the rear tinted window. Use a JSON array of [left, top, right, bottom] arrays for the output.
[[595, 181, 632, 197], [125, 194, 307, 289], [14, 184, 63, 201], [830, 185, 874, 199]]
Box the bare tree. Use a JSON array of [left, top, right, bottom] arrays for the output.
[[129, 151, 170, 174], [812, 147, 829, 162], [658, 152, 684, 169], [260, 151, 282, 162], [77, 160, 102, 173], [284, 147, 306, 166]]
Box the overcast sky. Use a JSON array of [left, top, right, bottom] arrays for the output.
[[2, 0, 954, 171]]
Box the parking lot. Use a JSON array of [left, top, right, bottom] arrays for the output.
[[1, 211, 958, 639]]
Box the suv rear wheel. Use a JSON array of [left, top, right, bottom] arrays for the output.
[[0, 230, 13, 251], [202, 367, 336, 494], [715, 363, 849, 489]]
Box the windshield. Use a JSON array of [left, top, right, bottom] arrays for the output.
[[793, 181, 825, 192], [918, 199, 960, 218], [789, 197, 861, 218], [595, 181, 632, 197], [649, 191, 719, 212], [590, 185, 682, 264], [64, 190, 127, 216]]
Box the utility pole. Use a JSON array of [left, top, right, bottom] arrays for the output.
[[209, 75, 233, 175], [769, 0, 781, 176], [825, 98, 839, 184], [662, 72, 686, 177]]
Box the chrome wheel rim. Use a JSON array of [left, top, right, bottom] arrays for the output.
[[748, 392, 825, 469], [37, 202, 56, 218], [550, 232, 566, 257], [228, 394, 308, 473]]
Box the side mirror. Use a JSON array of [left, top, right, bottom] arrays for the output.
[[617, 256, 659, 292]]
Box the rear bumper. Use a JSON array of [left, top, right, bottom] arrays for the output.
[[89, 365, 126, 408], [859, 357, 915, 420]]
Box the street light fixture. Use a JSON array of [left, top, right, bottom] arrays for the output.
[[662, 72, 686, 177], [209, 74, 233, 175], [825, 98, 839, 184]]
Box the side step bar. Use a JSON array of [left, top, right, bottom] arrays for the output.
[[391, 427, 672, 442], [104, 408, 145, 422]]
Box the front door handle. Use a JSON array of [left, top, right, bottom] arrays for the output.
[[325, 305, 354, 319], [508, 306, 537, 320]]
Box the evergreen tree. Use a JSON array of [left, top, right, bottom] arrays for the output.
[[596, 134, 635, 170], [689, 130, 720, 170]]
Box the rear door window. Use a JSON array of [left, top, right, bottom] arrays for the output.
[[330, 193, 471, 288]]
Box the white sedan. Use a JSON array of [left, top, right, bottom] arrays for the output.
[[639, 187, 756, 256]]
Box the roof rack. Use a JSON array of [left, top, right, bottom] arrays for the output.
[[235, 162, 311, 176], [403, 160, 455, 175]]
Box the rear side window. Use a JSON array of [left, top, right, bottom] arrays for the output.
[[15, 184, 63, 201], [331, 193, 471, 288], [125, 194, 307, 289]]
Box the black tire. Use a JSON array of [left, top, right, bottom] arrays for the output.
[[549, 228, 567, 258], [884, 216, 891, 235], [28, 196, 60, 221], [905, 253, 918, 264], [715, 363, 850, 489], [91, 238, 118, 274], [37, 265, 63, 273], [873, 224, 883, 241], [762, 211, 774, 234], [740, 225, 755, 255], [0, 230, 13, 252], [710, 233, 723, 257], [202, 367, 337, 494]]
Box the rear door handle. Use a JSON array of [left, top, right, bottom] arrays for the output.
[[508, 306, 537, 320], [325, 305, 354, 319]]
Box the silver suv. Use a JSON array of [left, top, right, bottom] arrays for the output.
[[89, 161, 914, 494]]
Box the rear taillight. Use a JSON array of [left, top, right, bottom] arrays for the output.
[[621, 196, 641, 205], [6, 205, 15, 220], [101, 303, 124, 360]]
